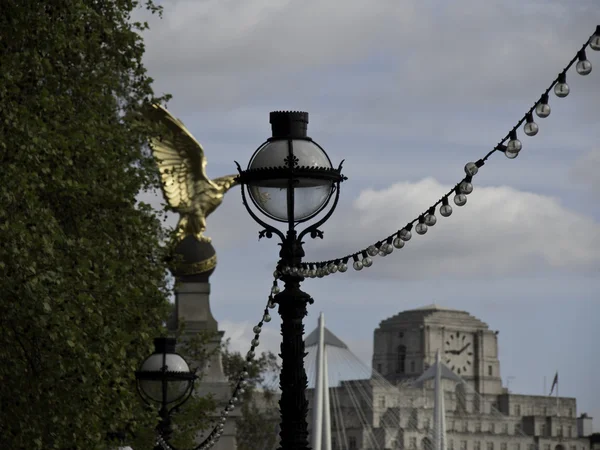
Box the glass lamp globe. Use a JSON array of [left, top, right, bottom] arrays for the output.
[[505, 150, 519, 160], [247, 138, 333, 222], [138, 338, 192, 405]]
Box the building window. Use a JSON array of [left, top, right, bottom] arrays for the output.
[[377, 363, 382, 374], [543, 407, 548, 416], [451, 421, 456, 431], [397, 345, 407, 373], [513, 444, 521, 450], [515, 423, 522, 433], [422, 438, 431, 449], [410, 360, 415, 373], [463, 421, 469, 432], [557, 426, 563, 437], [349, 436, 357, 450], [503, 423, 509, 434], [501, 444, 507, 450], [568, 408, 573, 417], [540, 424, 547, 436], [475, 422, 482, 433], [379, 396, 385, 409], [449, 440, 455, 450], [399, 331, 405, 338], [568, 426, 573, 438], [488, 365, 493, 376], [491, 423, 496, 433], [487, 443, 494, 450], [410, 437, 417, 449], [424, 419, 431, 430], [332, 438, 337, 450], [529, 445, 535, 450], [461, 441, 468, 450], [514, 404, 521, 416], [474, 442, 481, 450]]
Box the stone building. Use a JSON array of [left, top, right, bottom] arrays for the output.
[[307, 305, 595, 450]]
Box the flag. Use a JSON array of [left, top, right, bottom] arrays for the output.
[[549, 372, 558, 396]]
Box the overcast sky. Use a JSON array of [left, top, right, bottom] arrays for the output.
[[136, 0, 599, 431]]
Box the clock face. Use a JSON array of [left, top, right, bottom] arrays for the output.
[[444, 331, 474, 375]]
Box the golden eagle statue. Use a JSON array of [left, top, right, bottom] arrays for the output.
[[144, 104, 238, 243]]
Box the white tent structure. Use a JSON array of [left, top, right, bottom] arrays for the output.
[[413, 351, 462, 450]]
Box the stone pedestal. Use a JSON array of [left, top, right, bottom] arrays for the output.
[[168, 281, 239, 450]]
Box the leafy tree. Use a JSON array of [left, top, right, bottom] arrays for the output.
[[0, 1, 176, 448], [222, 339, 281, 450]]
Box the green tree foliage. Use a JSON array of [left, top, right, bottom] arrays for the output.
[[0, 1, 174, 448], [222, 339, 281, 450]]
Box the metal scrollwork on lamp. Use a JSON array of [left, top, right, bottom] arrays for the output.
[[235, 111, 346, 450]]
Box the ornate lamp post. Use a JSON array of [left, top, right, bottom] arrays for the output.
[[236, 111, 346, 450], [135, 337, 197, 449]]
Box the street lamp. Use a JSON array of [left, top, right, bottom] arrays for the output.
[[235, 111, 346, 450], [135, 337, 197, 449]]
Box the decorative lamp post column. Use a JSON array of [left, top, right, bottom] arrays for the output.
[[135, 337, 197, 449], [235, 111, 346, 450]]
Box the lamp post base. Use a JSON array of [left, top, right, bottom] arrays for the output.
[[275, 276, 313, 450]]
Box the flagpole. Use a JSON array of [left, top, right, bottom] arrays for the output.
[[556, 373, 560, 417]]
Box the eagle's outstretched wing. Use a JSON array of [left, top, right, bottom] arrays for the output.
[[143, 103, 216, 211]]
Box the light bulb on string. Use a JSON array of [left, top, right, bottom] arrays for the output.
[[384, 237, 394, 254], [338, 259, 348, 272], [393, 235, 405, 249], [507, 130, 522, 154], [367, 245, 378, 257], [524, 113, 539, 136], [399, 223, 413, 241], [454, 186, 467, 206], [425, 206, 437, 226], [464, 159, 484, 177], [352, 254, 363, 271], [440, 196, 453, 217], [576, 50, 592, 75], [554, 72, 569, 97], [415, 216, 428, 235], [362, 251, 373, 268], [590, 26, 600, 51], [535, 93, 551, 118], [459, 175, 473, 195]]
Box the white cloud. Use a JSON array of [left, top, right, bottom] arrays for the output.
[[220, 319, 281, 358], [306, 177, 600, 279], [138, 0, 599, 113]]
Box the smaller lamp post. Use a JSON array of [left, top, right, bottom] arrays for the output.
[[135, 337, 197, 449]]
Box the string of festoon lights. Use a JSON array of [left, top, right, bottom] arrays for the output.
[[275, 26, 600, 279], [156, 275, 279, 450], [157, 26, 600, 450]]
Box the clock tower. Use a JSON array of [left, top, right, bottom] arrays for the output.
[[372, 304, 503, 395]]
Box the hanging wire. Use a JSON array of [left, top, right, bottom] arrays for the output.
[[279, 26, 600, 278]]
